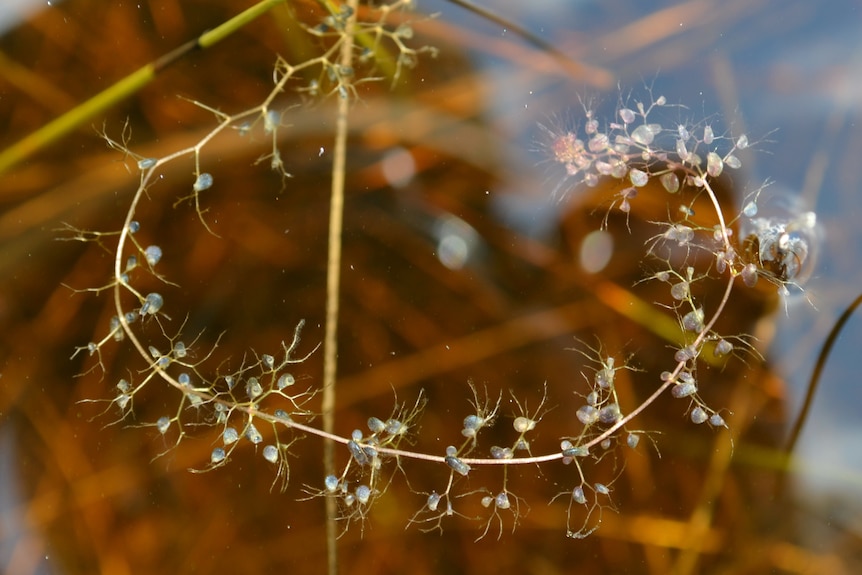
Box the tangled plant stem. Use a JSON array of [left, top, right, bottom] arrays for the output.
[[65, 1, 821, 544]]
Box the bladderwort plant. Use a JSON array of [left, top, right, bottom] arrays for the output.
[[56, 0, 822, 563]]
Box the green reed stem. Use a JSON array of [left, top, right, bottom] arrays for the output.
[[0, 0, 287, 176]]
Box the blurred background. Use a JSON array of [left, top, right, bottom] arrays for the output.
[[1, 0, 861, 573]]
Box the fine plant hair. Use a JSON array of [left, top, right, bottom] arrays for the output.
[[64, 0, 821, 551]]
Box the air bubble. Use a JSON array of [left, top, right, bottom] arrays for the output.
[[660, 172, 680, 194], [362, 444, 378, 460], [595, 160, 613, 175], [631, 125, 656, 146], [672, 382, 698, 399], [427, 492, 441, 511], [674, 345, 697, 363], [215, 404, 227, 424], [610, 158, 628, 178], [682, 308, 705, 332], [671, 281, 690, 301], [193, 173, 213, 193], [246, 377, 262, 399], [144, 245, 162, 267], [676, 138, 690, 161], [156, 417, 170, 434], [325, 474, 339, 493], [110, 316, 124, 341], [629, 168, 649, 187], [385, 419, 405, 435], [715, 251, 728, 273], [394, 23, 413, 39], [348, 440, 368, 465], [572, 486, 587, 504], [277, 373, 295, 389], [140, 292, 164, 316], [246, 423, 263, 444], [445, 455, 471, 476], [116, 393, 131, 410], [264, 110, 280, 133], [588, 133, 609, 153], [263, 445, 279, 463], [577, 405, 600, 426], [562, 443, 589, 458], [598, 403, 621, 424], [619, 108, 635, 124], [137, 157, 156, 170], [356, 485, 371, 505], [211, 447, 226, 464], [490, 445, 513, 459], [595, 365, 614, 389], [463, 414, 484, 432], [665, 223, 694, 246], [741, 263, 759, 287], [513, 416, 536, 433], [707, 152, 723, 177], [367, 417, 385, 433], [714, 339, 733, 357], [495, 492, 511, 510]]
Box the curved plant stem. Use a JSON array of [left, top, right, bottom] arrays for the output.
[[785, 291, 862, 455], [0, 0, 286, 176]]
